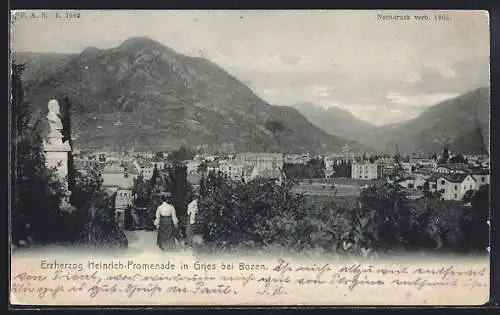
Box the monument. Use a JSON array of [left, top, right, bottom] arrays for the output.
[[43, 99, 72, 199]]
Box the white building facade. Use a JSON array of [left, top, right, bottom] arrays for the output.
[[351, 162, 378, 180], [433, 174, 477, 201]]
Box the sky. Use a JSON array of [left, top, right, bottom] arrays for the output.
[[11, 10, 490, 126]]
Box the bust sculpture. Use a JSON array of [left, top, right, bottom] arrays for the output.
[[46, 99, 65, 146]]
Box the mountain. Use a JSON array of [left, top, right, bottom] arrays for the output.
[[11, 51, 74, 82], [13, 37, 368, 153], [293, 87, 489, 156], [364, 87, 490, 155], [291, 102, 378, 143]]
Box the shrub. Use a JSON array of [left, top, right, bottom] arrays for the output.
[[197, 171, 487, 255], [199, 172, 314, 250]]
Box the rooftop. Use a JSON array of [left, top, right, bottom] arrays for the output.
[[102, 164, 124, 173], [102, 172, 134, 189], [437, 163, 470, 170], [429, 173, 474, 183]]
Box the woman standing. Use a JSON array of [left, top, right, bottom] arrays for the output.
[[186, 198, 199, 246], [154, 196, 179, 250]]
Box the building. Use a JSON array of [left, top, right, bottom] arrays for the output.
[[115, 189, 133, 209], [206, 161, 220, 173], [242, 165, 256, 181], [351, 162, 378, 180], [186, 160, 202, 175], [427, 173, 477, 201], [409, 157, 425, 165], [219, 160, 244, 181], [235, 153, 284, 173], [375, 157, 394, 179], [436, 163, 470, 174], [258, 166, 283, 184], [325, 168, 335, 179], [132, 159, 155, 180], [201, 154, 217, 162], [340, 143, 354, 158], [135, 151, 154, 159], [101, 163, 134, 194], [397, 175, 427, 190], [284, 153, 310, 165], [324, 154, 351, 167], [471, 169, 490, 187], [151, 161, 165, 171], [401, 162, 414, 174]]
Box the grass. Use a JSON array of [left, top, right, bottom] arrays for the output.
[[302, 195, 359, 214]]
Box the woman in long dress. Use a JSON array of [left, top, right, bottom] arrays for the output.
[[154, 197, 179, 250], [186, 198, 199, 246]]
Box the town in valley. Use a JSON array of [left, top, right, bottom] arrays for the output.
[[73, 144, 489, 231]]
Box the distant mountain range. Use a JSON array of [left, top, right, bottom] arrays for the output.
[[291, 103, 378, 144], [12, 37, 369, 153], [292, 87, 490, 155]]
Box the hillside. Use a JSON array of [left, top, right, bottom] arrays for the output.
[[292, 102, 378, 143], [11, 51, 74, 82], [293, 87, 489, 155], [365, 87, 490, 155], [13, 37, 369, 153]]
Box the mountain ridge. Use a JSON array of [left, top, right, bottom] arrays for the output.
[[293, 87, 489, 155], [291, 102, 378, 144], [13, 37, 370, 153]]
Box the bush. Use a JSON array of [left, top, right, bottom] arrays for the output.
[[88, 193, 128, 248], [71, 168, 128, 248], [461, 184, 489, 253], [197, 171, 487, 255], [199, 172, 315, 250]]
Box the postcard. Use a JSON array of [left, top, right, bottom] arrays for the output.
[[9, 9, 490, 306]]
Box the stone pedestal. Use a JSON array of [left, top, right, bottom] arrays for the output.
[[44, 141, 71, 193]]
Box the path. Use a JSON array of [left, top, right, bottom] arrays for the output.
[[125, 230, 196, 257], [125, 230, 158, 251]]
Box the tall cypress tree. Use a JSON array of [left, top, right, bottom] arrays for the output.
[[60, 96, 75, 192], [165, 162, 193, 234]]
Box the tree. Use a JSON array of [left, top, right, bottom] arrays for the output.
[[132, 174, 149, 208], [332, 160, 351, 178], [69, 166, 127, 247], [71, 167, 103, 243], [350, 183, 412, 252], [154, 151, 165, 160], [59, 96, 75, 192], [422, 181, 430, 195], [389, 154, 405, 181], [462, 184, 489, 252], [164, 162, 194, 235], [283, 157, 326, 180], [199, 171, 208, 198], [199, 171, 314, 250], [89, 191, 128, 248], [168, 145, 195, 162], [197, 160, 208, 174], [11, 61, 66, 245]]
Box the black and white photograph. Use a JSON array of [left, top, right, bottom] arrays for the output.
[[9, 10, 490, 306]]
